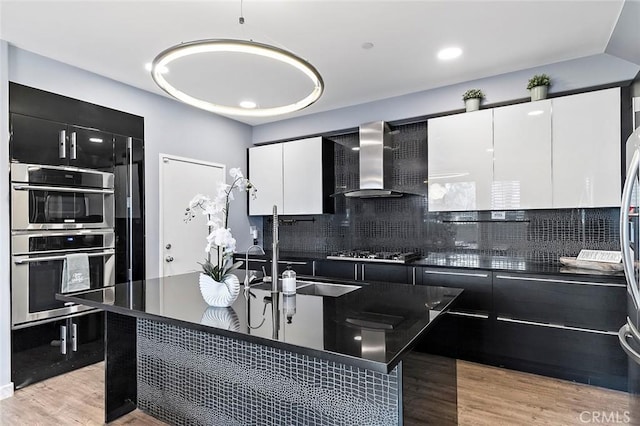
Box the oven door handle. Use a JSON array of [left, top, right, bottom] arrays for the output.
[[14, 249, 115, 264], [12, 184, 114, 194]]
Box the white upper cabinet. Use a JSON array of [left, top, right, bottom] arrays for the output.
[[283, 137, 325, 215], [428, 87, 622, 211], [493, 100, 552, 209], [551, 87, 621, 208], [249, 143, 284, 216], [428, 109, 494, 211], [249, 137, 334, 216]]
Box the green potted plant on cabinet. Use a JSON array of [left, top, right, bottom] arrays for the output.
[[527, 73, 551, 101], [462, 89, 485, 112]]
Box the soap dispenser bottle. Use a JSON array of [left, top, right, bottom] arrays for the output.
[[282, 264, 296, 295]]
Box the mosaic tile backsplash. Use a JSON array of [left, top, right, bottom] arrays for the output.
[[264, 121, 620, 264]]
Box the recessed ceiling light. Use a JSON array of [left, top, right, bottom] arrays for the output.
[[361, 42, 374, 50], [437, 47, 462, 61], [239, 100, 257, 109], [89, 137, 103, 143], [145, 62, 168, 74], [528, 110, 544, 116]]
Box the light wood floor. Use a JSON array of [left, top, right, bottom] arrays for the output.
[[0, 354, 638, 425]]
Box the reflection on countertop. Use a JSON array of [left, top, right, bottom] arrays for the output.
[[58, 271, 461, 373]]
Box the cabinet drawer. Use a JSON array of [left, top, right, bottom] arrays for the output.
[[421, 268, 492, 312], [362, 263, 412, 284], [416, 312, 491, 362], [491, 318, 627, 391], [493, 273, 626, 332], [314, 260, 358, 280], [236, 256, 314, 276]]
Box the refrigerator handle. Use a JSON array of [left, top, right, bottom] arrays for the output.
[[620, 148, 640, 307], [619, 323, 640, 365]]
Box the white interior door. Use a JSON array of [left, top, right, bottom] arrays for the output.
[[159, 155, 225, 277]]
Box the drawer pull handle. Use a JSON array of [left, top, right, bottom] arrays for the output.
[[494, 275, 625, 288], [448, 311, 489, 319], [424, 270, 488, 278], [496, 316, 617, 336]]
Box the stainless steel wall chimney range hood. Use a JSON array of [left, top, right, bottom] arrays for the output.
[[342, 121, 404, 198]]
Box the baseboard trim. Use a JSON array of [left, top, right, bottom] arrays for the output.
[[0, 382, 14, 400]]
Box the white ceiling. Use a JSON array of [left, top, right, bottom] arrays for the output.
[[0, 0, 628, 126]]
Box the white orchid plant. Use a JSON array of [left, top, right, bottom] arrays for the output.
[[185, 167, 257, 281]]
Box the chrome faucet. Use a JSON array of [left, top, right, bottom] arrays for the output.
[[271, 205, 279, 293], [244, 244, 266, 286]]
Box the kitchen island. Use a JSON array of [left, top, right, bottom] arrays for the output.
[[58, 272, 461, 425]]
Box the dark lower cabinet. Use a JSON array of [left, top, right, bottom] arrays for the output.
[[235, 256, 314, 277], [314, 259, 358, 280], [416, 312, 492, 363], [11, 311, 104, 389], [489, 319, 628, 391], [421, 267, 492, 312], [493, 273, 626, 332], [413, 267, 628, 391], [314, 259, 414, 284]]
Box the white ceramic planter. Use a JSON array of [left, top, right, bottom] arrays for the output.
[[465, 98, 481, 112], [199, 273, 240, 307], [530, 85, 548, 101]]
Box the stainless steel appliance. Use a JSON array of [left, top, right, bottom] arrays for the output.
[[11, 163, 114, 230], [327, 250, 420, 264], [11, 229, 115, 328], [620, 100, 640, 399]]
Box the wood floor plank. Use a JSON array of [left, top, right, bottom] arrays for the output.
[[0, 356, 638, 425]]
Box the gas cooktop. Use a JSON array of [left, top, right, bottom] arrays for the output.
[[327, 250, 420, 264]]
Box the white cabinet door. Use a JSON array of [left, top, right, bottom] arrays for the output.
[[428, 109, 494, 211], [552, 88, 621, 208], [249, 144, 283, 216], [493, 100, 552, 209], [283, 137, 324, 215]]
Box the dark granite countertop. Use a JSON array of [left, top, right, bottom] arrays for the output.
[[237, 251, 625, 281], [57, 272, 461, 373]]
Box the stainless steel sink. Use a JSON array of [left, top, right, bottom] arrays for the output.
[[295, 281, 361, 297], [248, 280, 361, 297]]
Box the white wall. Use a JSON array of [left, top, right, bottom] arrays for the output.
[[253, 53, 640, 143], [0, 40, 14, 400], [0, 45, 254, 394]]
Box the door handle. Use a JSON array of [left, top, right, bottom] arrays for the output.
[[14, 249, 115, 264], [70, 132, 77, 160], [60, 325, 67, 355], [165, 256, 174, 262], [619, 323, 640, 365], [71, 323, 78, 352], [621, 147, 640, 306], [59, 130, 66, 159], [12, 184, 114, 194]]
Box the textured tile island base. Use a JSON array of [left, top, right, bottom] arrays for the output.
[[59, 273, 461, 425], [137, 318, 402, 425]]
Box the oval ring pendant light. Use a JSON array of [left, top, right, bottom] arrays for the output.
[[151, 39, 324, 117]]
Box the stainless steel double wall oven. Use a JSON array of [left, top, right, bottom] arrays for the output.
[[8, 82, 145, 389], [10, 163, 115, 328]]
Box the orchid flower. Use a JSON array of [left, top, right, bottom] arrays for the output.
[[184, 167, 257, 281]]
